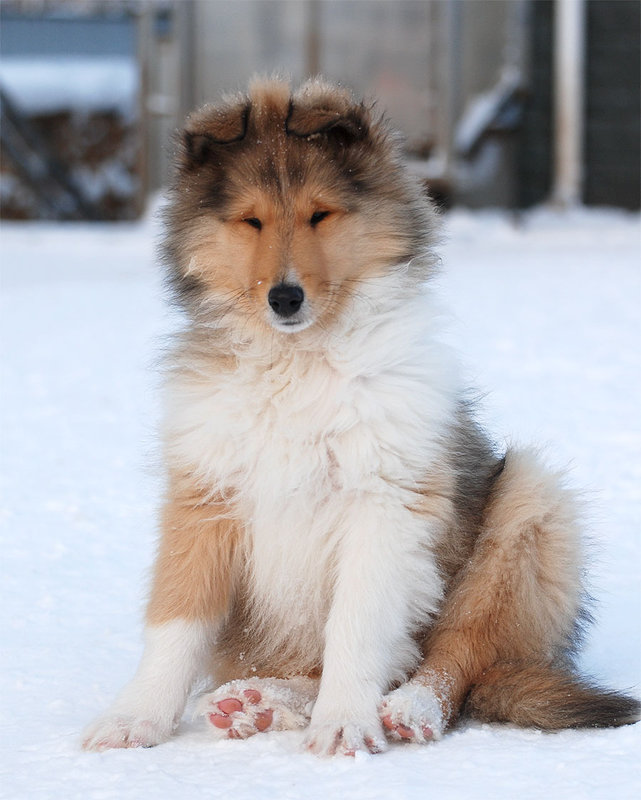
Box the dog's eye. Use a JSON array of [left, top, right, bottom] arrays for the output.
[[310, 210, 330, 227], [243, 217, 262, 230]]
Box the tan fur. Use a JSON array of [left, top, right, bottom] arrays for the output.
[[413, 468, 457, 524], [464, 662, 641, 729], [180, 186, 413, 342], [409, 450, 583, 726], [146, 471, 240, 626]]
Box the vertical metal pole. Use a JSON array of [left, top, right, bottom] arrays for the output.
[[552, 0, 586, 207]]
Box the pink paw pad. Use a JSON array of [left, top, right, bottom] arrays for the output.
[[381, 715, 433, 741], [217, 698, 243, 715], [203, 687, 276, 739], [208, 712, 233, 729], [254, 709, 273, 731]]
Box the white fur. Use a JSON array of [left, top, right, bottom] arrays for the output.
[[380, 681, 445, 742], [82, 620, 212, 750], [164, 275, 459, 753]]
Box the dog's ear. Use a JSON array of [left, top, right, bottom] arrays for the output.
[[180, 101, 251, 168], [286, 91, 369, 147]]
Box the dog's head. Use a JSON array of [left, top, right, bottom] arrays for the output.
[[163, 78, 437, 339]]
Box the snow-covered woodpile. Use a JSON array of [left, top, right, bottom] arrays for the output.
[[0, 56, 141, 220]]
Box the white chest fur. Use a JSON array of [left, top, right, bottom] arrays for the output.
[[164, 290, 457, 658]]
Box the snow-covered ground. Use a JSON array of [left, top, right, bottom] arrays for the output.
[[1, 205, 639, 799]]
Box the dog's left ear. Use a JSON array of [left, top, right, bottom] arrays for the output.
[[286, 90, 369, 147]]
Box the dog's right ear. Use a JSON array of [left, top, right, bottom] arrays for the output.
[[179, 101, 251, 169]]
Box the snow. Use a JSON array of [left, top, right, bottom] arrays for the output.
[[454, 67, 521, 155], [1, 204, 640, 799], [0, 57, 138, 117]]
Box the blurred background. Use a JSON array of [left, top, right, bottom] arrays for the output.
[[0, 0, 639, 220]]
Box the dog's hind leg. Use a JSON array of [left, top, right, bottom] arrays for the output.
[[381, 448, 587, 741], [198, 676, 319, 739]]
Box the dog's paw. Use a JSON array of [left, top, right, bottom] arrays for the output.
[[304, 718, 388, 757], [82, 714, 172, 751], [198, 677, 316, 740], [379, 681, 444, 744]]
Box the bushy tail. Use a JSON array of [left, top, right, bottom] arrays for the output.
[[464, 661, 640, 730]]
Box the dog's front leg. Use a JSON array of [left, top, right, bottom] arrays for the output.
[[83, 473, 239, 751], [305, 495, 443, 756]]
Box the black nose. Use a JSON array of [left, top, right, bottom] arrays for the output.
[[268, 284, 304, 318]]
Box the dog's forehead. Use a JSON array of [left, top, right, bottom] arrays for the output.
[[227, 144, 345, 211], [229, 118, 349, 199]]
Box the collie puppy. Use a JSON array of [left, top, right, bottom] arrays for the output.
[[83, 78, 639, 755]]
